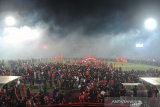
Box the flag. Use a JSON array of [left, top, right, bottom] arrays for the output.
[[114, 56, 119, 62]]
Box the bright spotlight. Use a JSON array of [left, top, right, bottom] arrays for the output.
[[5, 16, 16, 26], [144, 18, 157, 31], [136, 43, 144, 48]]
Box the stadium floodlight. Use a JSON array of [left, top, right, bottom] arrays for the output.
[[5, 16, 16, 26], [136, 43, 143, 48], [4, 26, 40, 45], [144, 18, 157, 31]]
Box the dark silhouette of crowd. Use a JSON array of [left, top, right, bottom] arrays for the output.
[[0, 59, 159, 106]]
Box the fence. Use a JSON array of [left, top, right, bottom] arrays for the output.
[[104, 97, 160, 107]]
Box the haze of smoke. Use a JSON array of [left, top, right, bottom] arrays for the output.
[[0, 0, 159, 59], [0, 18, 159, 60]]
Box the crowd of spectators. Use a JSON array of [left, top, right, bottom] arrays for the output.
[[0, 59, 159, 106]]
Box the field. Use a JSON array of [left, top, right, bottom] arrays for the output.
[[110, 62, 160, 71]]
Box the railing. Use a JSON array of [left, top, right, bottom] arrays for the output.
[[38, 103, 104, 107], [37, 97, 160, 107], [105, 97, 160, 107]]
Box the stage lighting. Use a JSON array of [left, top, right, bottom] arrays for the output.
[[5, 16, 16, 26], [144, 18, 157, 31], [136, 43, 143, 48]]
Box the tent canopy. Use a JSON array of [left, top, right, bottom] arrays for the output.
[[140, 77, 160, 85], [0, 76, 21, 84], [122, 83, 141, 86]]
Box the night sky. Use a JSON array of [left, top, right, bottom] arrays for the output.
[[0, 0, 160, 59]]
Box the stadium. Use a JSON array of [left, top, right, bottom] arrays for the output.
[[0, 0, 160, 107]]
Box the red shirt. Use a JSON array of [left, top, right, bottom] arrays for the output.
[[22, 85, 26, 92], [86, 71, 90, 76], [109, 79, 114, 86], [79, 95, 84, 102], [97, 93, 102, 99], [48, 71, 51, 77], [52, 73, 55, 79]]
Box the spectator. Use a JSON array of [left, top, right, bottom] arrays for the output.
[[0, 58, 160, 105], [27, 88, 31, 99], [132, 86, 137, 97], [152, 87, 159, 97], [119, 85, 126, 97]]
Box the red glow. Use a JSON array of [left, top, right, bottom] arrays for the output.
[[82, 57, 97, 63], [115, 57, 127, 63], [114, 56, 119, 62], [54, 54, 57, 61], [60, 53, 63, 61], [42, 44, 48, 49], [120, 57, 128, 63]]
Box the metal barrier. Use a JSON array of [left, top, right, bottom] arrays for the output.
[[104, 97, 160, 107]]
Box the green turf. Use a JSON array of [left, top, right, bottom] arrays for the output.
[[110, 62, 160, 71]]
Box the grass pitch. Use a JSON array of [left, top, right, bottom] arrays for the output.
[[110, 62, 160, 71]]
